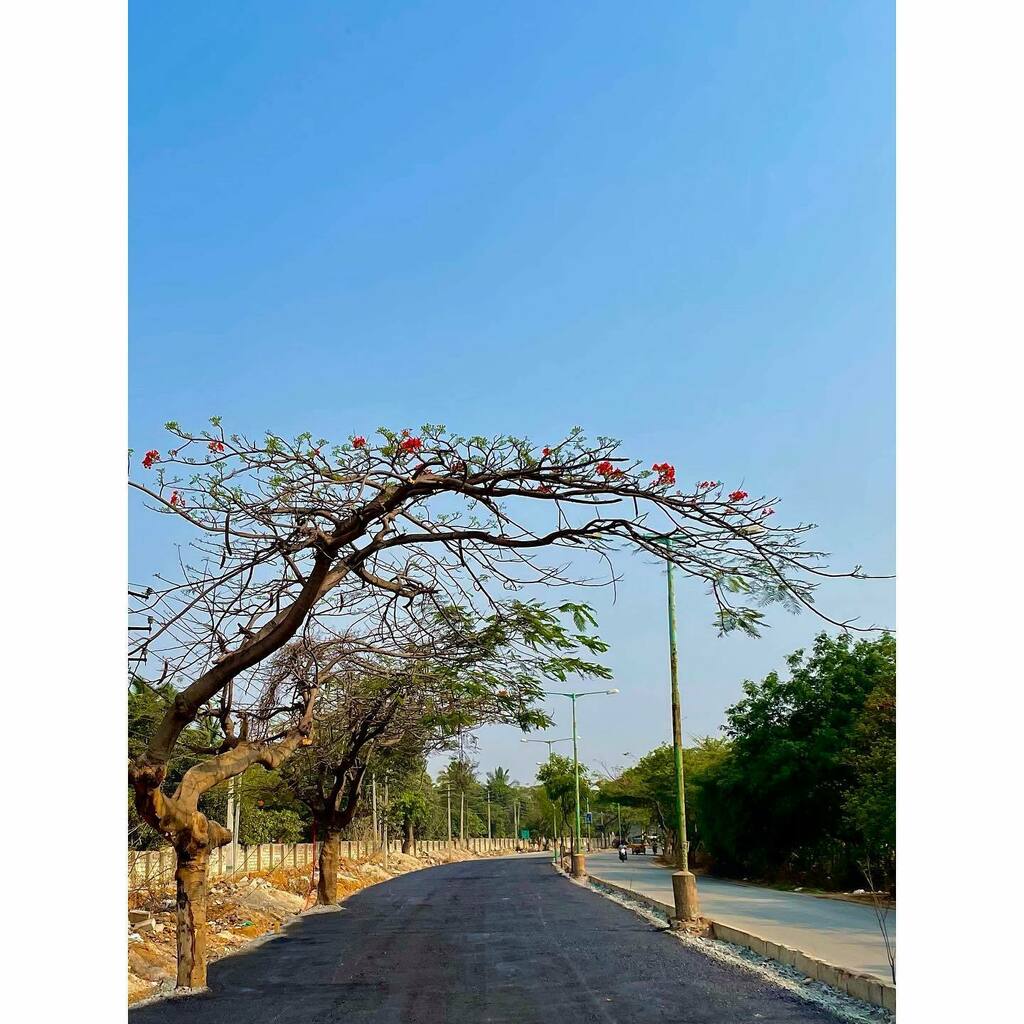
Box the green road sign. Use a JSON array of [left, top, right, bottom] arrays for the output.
[[519, 829, 530, 840]]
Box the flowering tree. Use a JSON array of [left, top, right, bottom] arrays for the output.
[[128, 420, 865, 987]]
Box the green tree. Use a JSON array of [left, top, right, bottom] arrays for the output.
[[483, 767, 516, 837], [537, 754, 591, 855], [694, 632, 896, 885], [240, 808, 305, 844], [843, 667, 896, 886]]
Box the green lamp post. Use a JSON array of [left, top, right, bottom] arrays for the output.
[[543, 689, 619, 878], [649, 535, 700, 923], [522, 735, 574, 863]]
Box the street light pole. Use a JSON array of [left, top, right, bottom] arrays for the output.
[[653, 536, 700, 923], [570, 695, 582, 859], [665, 554, 688, 870], [522, 735, 574, 863], [543, 689, 618, 878]]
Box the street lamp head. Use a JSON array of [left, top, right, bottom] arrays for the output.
[[606, 688, 619, 695]]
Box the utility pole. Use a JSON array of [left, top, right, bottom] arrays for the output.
[[225, 778, 235, 870], [232, 787, 240, 859], [486, 788, 492, 840], [446, 785, 452, 862], [382, 776, 389, 870], [571, 696, 582, 862], [371, 773, 378, 851]]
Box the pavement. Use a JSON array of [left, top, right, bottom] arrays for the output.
[[587, 851, 896, 983], [130, 854, 844, 1024]]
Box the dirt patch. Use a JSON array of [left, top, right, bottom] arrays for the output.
[[127, 846, 514, 1004]]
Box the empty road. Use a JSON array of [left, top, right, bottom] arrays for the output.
[[130, 855, 843, 1024], [588, 851, 895, 982]]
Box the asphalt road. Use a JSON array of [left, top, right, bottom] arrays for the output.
[[130, 854, 843, 1024], [588, 851, 895, 982]]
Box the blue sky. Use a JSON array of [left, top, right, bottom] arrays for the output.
[[130, 1, 894, 784]]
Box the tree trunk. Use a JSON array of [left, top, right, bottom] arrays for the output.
[[317, 830, 341, 905], [402, 817, 414, 855], [174, 842, 211, 989]]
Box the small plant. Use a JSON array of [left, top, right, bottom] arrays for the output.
[[860, 857, 895, 983]]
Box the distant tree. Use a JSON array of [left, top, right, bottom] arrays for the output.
[[390, 761, 435, 853], [484, 767, 515, 837], [537, 754, 592, 855], [240, 808, 304, 844], [598, 746, 679, 853]]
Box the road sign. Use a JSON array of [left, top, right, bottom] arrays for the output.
[[519, 829, 530, 840], [584, 812, 593, 824]]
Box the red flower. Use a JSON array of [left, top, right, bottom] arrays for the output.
[[399, 436, 423, 453], [542, 447, 551, 457], [401, 428, 411, 437], [352, 436, 366, 448], [169, 490, 183, 507], [652, 462, 676, 487], [699, 480, 718, 490], [596, 460, 625, 479], [537, 484, 553, 494], [141, 450, 160, 469], [207, 440, 225, 453], [760, 507, 775, 518], [728, 490, 748, 502]]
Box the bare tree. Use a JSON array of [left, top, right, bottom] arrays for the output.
[[860, 856, 896, 983], [128, 421, 871, 986]]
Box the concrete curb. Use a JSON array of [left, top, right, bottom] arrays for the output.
[[588, 873, 895, 1014]]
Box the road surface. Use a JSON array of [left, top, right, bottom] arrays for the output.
[[588, 851, 895, 982], [130, 854, 843, 1024]]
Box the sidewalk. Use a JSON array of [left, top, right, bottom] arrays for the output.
[[586, 851, 895, 984]]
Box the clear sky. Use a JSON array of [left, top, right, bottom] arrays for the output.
[[129, 1, 895, 786]]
